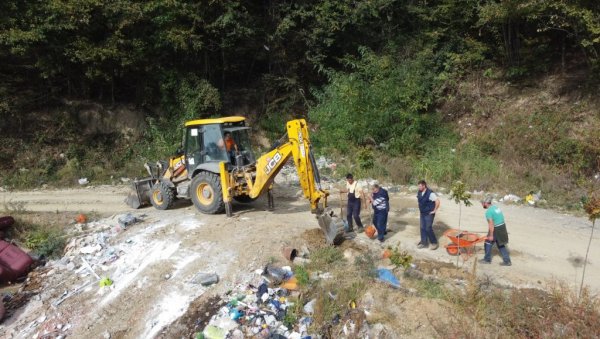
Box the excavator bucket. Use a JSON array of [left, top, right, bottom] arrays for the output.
[[316, 207, 347, 245], [124, 178, 154, 209]]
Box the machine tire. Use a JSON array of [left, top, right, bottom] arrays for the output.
[[150, 181, 175, 210], [233, 195, 256, 203], [191, 172, 224, 214]]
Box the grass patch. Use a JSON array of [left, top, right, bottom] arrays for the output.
[[307, 246, 344, 271], [4, 214, 68, 258], [445, 283, 600, 338], [283, 296, 301, 328], [412, 279, 448, 299], [293, 265, 310, 286], [310, 279, 366, 333], [353, 252, 377, 279]]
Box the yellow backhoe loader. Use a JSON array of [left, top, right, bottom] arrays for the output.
[[125, 117, 346, 244]]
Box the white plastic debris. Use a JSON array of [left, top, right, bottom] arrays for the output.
[[80, 244, 102, 254]]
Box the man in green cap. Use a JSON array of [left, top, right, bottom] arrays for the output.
[[480, 195, 512, 266]]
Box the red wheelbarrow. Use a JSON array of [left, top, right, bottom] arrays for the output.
[[443, 229, 486, 258]]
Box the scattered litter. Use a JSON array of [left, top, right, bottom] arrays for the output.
[[281, 247, 297, 261], [500, 194, 521, 203], [80, 256, 101, 279], [311, 271, 332, 280], [525, 191, 542, 206], [117, 213, 141, 228], [263, 265, 291, 284], [75, 214, 87, 224], [280, 277, 298, 290], [78, 178, 89, 185], [377, 268, 401, 288], [99, 277, 113, 287], [80, 244, 102, 255]]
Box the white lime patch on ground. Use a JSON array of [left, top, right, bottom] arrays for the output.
[[179, 216, 205, 231], [171, 251, 201, 279], [100, 241, 180, 307], [143, 291, 194, 339]]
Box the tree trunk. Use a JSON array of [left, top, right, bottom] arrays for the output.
[[561, 33, 566, 73], [580, 219, 596, 299], [221, 47, 226, 91]]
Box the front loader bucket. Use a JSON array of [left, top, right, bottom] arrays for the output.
[[316, 207, 346, 245], [124, 178, 154, 209]]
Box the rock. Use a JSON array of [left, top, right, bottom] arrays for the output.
[[299, 245, 310, 258], [369, 323, 389, 337], [303, 299, 316, 314], [190, 272, 219, 286], [103, 330, 111, 339], [343, 249, 358, 261], [388, 186, 401, 193], [293, 257, 311, 266], [361, 292, 375, 312]]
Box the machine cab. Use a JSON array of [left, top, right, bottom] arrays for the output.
[[184, 117, 256, 173]]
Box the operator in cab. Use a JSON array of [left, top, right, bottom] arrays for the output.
[[218, 131, 239, 164]]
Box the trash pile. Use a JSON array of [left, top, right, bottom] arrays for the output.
[[315, 156, 337, 171], [0, 212, 146, 335], [196, 244, 401, 339], [60, 212, 144, 275], [197, 264, 310, 339]]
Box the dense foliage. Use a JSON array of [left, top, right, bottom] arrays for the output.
[[1, 0, 599, 199], [2, 1, 598, 116]]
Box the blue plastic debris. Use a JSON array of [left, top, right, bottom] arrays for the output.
[[377, 268, 400, 288]]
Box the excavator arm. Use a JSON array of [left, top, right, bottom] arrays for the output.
[[244, 119, 345, 244]]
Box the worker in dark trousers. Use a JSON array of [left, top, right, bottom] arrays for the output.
[[417, 180, 440, 250], [369, 181, 389, 243], [480, 195, 512, 266], [341, 173, 365, 232]]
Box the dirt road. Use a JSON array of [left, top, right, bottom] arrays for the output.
[[386, 192, 600, 292], [0, 184, 598, 338]]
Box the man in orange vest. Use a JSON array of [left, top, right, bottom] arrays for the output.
[[219, 131, 239, 164]]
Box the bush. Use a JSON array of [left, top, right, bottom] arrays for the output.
[[6, 218, 66, 258], [25, 229, 65, 258], [413, 133, 500, 190], [309, 47, 442, 154]]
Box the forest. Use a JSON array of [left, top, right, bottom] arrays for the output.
[[1, 0, 599, 205]]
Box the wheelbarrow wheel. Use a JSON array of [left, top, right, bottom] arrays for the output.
[[446, 243, 460, 256]]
